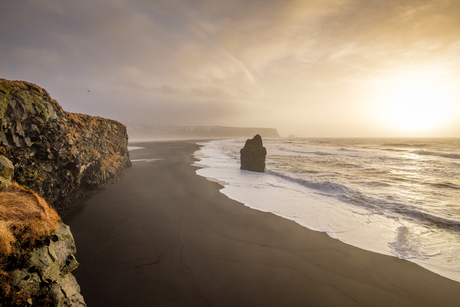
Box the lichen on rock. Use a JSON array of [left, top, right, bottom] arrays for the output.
[[0, 152, 14, 190], [10, 224, 86, 307], [0, 78, 131, 213]]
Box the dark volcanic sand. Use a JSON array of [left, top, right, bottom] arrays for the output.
[[64, 140, 460, 306]]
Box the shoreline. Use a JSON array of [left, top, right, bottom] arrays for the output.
[[65, 140, 460, 306], [197, 138, 460, 284]]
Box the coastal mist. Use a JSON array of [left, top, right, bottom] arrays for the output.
[[195, 138, 460, 282]]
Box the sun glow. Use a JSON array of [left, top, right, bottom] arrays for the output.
[[381, 76, 456, 133]]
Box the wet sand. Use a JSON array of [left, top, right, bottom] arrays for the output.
[[64, 140, 460, 306]]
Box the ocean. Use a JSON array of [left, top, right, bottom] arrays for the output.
[[194, 137, 460, 283]]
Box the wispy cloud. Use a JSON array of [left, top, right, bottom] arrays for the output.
[[1, 0, 459, 136]]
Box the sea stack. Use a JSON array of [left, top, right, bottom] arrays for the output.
[[240, 134, 267, 172]]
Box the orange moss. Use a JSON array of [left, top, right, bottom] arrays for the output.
[[62, 110, 128, 179], [101, 153, 125, 174], [89, 148, 101, 160], [0, 273, 29, 306], [65, 112, 85, 128], [0, 182, 61, 268]]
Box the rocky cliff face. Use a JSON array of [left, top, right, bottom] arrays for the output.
[[8, 223, 86, 307], [0, 78, 131, 306], [0, 79, 131, 213], [0, 176, 85, 306]]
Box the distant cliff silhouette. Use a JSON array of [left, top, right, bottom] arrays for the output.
[[127, 125, 280, 140]]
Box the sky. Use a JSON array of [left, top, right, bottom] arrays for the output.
[[1, 0, 460, 137]]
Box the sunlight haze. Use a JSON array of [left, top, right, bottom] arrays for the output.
[[378, 74, 458, 133], [1, 0, 460, 137]]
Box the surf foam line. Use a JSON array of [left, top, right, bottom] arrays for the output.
[[193, 140, 460, 283]]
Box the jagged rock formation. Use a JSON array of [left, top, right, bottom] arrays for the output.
[[127, 125, 280, 140], [0, 79, 131, 213], [10, 223, 86, 307], [240, 134, 267, 172], [0, 174, 85, 306]]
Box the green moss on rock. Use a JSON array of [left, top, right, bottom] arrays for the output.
[[0, 155, 14, 190], [0, 78, 131, 213]]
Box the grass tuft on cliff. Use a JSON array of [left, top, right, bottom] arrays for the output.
[[0, 182, 61, 267], [0, 182, 61, 305]]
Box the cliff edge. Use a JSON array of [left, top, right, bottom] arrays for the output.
[[0, 79, 131, 213], [0, 78, 132, 306], [0, 180, 85, 306]]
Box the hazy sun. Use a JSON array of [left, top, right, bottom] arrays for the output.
[[382, 76, 454, 132]]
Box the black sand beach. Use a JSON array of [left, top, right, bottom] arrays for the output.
[[64, 140, 460, 306]]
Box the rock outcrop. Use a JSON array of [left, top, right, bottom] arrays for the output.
[[9, 223, 86, 307], [0, 79, 131, 213], [240, 134, 267, 172], [0, 152, 13, 189], [1, 163, 85, 306]]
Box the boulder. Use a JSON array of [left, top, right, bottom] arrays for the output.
[[0, 154, 14, 190], [240, 134, 267, 172], [11, 223, 86, 306]]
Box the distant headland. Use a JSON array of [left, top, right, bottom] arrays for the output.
[[127, 124, 280, 141]]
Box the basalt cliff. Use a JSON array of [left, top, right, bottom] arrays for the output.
[[0, 78, 131, 214], [0, 79, 131, 306]]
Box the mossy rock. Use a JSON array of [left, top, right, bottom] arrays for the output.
[[0, 155, 14, 190], [0, 78, 130, 212]]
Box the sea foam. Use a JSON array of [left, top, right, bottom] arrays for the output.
[[194, 138, 460, 283]]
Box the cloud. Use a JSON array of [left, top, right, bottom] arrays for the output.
[[1, 0, 460, 136]]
